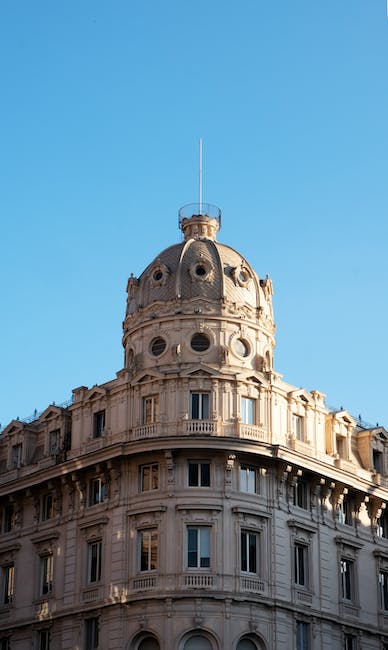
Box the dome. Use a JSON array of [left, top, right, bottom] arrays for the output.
[[125, 211, 273, 324]]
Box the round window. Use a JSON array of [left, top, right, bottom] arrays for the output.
[[239, 269, 249, 283], [195, 264, 207, 277], [153, 270, 163, 282], [234, 338, 250, 357], [191, 333, 210, 352], [150, 337, 166, 356]]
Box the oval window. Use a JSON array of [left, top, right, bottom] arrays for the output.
[[153, 270, 163, 282], [195, 265, 207, 277], [234, 338, 250, 357], [150, 337, 166, 356], [191, 333, 210, 352], [239, 269, 249, 283]]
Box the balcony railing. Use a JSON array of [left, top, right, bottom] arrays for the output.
[[185, 420, 218, 435], [132, 576, 158, 590], [240, 576, 265, 593], [182, 574, 215, 589]]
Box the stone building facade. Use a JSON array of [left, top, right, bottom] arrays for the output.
[[0, 205, 388, 650]]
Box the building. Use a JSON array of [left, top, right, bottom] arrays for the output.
[[0, 204, 388, 650]]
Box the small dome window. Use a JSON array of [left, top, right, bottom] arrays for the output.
[[150, 337, 167, 356], [153, 270, 163, 282], [234, 338, 250, 357], [195, 264, 207, 277], [191, 333, 210, 352]]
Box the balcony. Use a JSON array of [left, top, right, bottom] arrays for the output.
[[240, 576, 265, 593], [185, 420, 218, 435], [132, 575, 158, 590], [182, 574, 215, 589]]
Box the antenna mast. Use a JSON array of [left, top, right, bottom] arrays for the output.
[[199, 137, 203, 215]]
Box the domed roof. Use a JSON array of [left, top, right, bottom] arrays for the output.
[[125, 208, 274, 325]]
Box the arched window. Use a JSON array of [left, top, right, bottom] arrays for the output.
[[184, 636, 212, 650], [237, 639, 257, 650], [138, 638, 160, 650]]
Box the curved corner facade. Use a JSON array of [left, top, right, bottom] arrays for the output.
[[0, 213, 387, 650]]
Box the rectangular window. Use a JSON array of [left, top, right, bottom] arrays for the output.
[[88, 541, 102, 584], [89, 478, 105, 506], [377, 510, 388, 538], [1, 565, 14, 605], [296, 621, 310, 650], [240, 466, 258, 493], [0, 639, 9, 650], [140, 464, 159, 492], [188, 462, 210, 487], [295, 544, 308, 588], [3, 505, 13, 533], [11, 444, 22, 468], [139, 530, 158, 572], [241, 397, 255, 425], [49, 429, 60, 455], [143, 396, 159, 424], [38, 630, 50, 650], [341, 558, 354, 601], [190, 393, 210, 420], [373, 450, 383, 474], [293, 480, 308, 510], [41, 494, 54, 521], [241, 530, 258, 574], [344, 634, 356, 650], [93, 410, 105, 438], [40, 555, 53, 596], [292, 415, 304, 441], [380, 571, 388, 610], [84, 617, 99, 650], [187, 527, 210, 569], [338, 497, 353, 526]]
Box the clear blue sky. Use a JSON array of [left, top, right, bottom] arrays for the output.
[[1, 1, 388, 429]]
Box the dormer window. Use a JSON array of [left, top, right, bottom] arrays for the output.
[[93, 411, 105, 439], [292, 415, 304, 442], [49, 429, 60, 455], [11, 444, 22, 469], [373, 449, 383, 475]]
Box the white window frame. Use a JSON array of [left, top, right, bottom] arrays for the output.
[[187, 526, 211, 569], [241, 397, 255, 425], [240, 465, 258, 493], [188, 461, 211, 487], [240, 530, 259, 575], [140, 464, 159, 492], [40, 554, 53, 596], [138, 529, 158, 572], [190, 393, 210, 420], [143, 396, 159, 424], [294, 543, 309, 588], [1, 565, 14, 605], [341, 557, 355, 602], [89, 477, 105, 506]]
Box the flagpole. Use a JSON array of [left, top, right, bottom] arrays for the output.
[[199, 137, 203, 215]]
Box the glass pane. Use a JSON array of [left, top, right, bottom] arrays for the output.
[[201, 463, 210, 486], [188, 528, 198, 567], [191, 394, 200, 419], [184, 636, 212, 650], [201, 394, 209, 419], [200, 528, 210, 567], [237, 640, 257, 650], [189, 463, 199, 486]]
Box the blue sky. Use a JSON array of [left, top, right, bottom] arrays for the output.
[[1, 0, 388, 429]]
